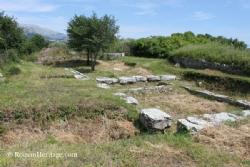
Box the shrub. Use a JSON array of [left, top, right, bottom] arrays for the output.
[[129, 32, 247, 58], [21, 34, 49, 55], [124, 61, 136, 67], [0, 49, 20, 66], [6, 65, 21, 76], [0, 12, 25, 51]]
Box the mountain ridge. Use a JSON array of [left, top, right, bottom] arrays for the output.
[[20, 24, 67, 41]]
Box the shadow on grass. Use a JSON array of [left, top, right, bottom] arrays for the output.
[[53, 59, 100, 68], [75, 67, 93, 74]]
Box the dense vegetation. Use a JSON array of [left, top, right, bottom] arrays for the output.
[[129, 31, 247, 58], [0, 12, 48, 66], [170, 43, 250, 75]]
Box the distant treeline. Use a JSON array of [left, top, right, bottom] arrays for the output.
[[127, 31, 247, 58], [0, 12, 48, 65]]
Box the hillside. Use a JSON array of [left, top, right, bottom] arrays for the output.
[[21, 24, 67, 41]]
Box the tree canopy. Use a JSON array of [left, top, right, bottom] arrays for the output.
[[0, 12, 25, 51], [0, 12, 49, 64], [129, 32, 247, 58], [67, 13, 119, 71]]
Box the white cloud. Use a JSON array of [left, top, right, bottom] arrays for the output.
[[192, 11, 215, 21], [0, 0, 57, 12]]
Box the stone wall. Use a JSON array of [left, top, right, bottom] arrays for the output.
[[173, 57, 249, 76]]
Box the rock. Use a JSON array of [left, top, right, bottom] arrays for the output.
[[235, 100, 250, 109], [203, 112, 239, 125], [242, 110, 250, 117], [139, 108, 172, 131], [113, 68, 122, 71], [66, 69, 89, 80], [128, 86, 169, 94], [173, 57, 245, 76], [96, 77, 118, 84], [160, 75, 176, 81], [184, 87, 235, 105], [175, 63, 180, 68], [97, 83, 110, 89], [119, 77, 137, 84], [147, 75, 161, 82], [74, 74, 88, 80], [125, 96, 139, 105], [184, 87, 250, 109], [177, 117, 212, 133], [113, 92, 127, 97], [133, 76, 147, 82], [197, 82, 203, 87]]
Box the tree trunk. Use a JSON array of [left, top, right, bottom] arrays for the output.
[[87, 50, 90, 66], [91, 53, 96, 71]]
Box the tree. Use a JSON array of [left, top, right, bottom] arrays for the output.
[[0, 12, 25, 51], [30, 34, 49, 51], [67, 13, 119, 71], [21, 34, 49, 54]]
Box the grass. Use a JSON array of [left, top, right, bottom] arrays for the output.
[[120, 56, 186, 75], [170, 43, 250, 75], [224, 118, 250, 128], [0, 51, 250, 167], [121, 56, 250, 97], [183, 70, 250, 94], [0, 133, 246, 167], [0, 61, 138, 126]]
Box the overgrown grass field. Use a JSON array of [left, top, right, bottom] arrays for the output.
[[0, 51, 249, 167]]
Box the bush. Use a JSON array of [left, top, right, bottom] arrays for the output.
[[124, 61, 136, 67], [0, 49, 20, 66], [6, 65, 21, 76], [0, 12, 49, 65], [0, 12, 25, 51], [129, 32, 247, 58], [21, 34, 49, 55]]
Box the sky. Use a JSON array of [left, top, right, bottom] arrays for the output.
[[0, 0, 250, 45]]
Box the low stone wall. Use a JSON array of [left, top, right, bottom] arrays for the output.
[[183, 86, 250, 109], [173, 57, 248, 76], [96, 75, 176, 85], [177, 111, 250, 133]]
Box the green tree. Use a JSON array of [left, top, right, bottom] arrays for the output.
[[21, 34, 49, 54], [0, 12, 25, 51], [30, 34, 49, 51], [130, 31, 247, 58], [67, 13, 119, 71]]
